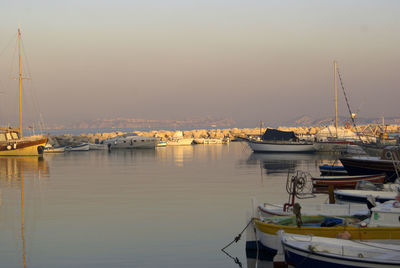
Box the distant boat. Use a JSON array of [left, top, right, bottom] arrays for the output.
[[193, 138, 227, 144], [88, 143, 107, 150], [166, 131, 193, 146], [248, 129, 315, 153], [101, 133, 157, 149], [0, 29, 47, 156], [66, 143, 90, 151], [44, 144, 65, 153], [156, 141, 167, 147]]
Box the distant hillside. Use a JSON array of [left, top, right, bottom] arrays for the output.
[[46, 117, 236, 130]]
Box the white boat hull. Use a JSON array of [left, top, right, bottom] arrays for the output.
[[282, 233, 400, 268], [248, 140, 315, 153], [67, 144, 90, 151]]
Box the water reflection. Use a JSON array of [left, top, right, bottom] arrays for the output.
[[156, 145, 195, 167], [0, 157, 50, 268], [247, 153, 316, 174], [0, 157, 49, 184], [246, 152, 339, 175]]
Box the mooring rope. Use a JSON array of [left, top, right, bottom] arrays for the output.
[[221, 218, 254, 251]]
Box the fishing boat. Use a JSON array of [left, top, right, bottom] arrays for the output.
[[0, 29, 47, 156], [281, 231, 400, 268], [251, 200, 400, 257], [339, 147, 400, 182], [101, 133, 157, 149], [311, 174, 386, 188], [248, 129, 315, 153]]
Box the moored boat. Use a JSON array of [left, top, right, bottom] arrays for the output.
[[312, 174, 386, 188], [101, 133, 157, 149], [250, 200, 400, 257], [248, 129, 315, 153], [66, 143, 90, 151], [88, 143, 107, 150], [0, 29, 47, 156], [44, 144, 65, 153], [339, 147, 400, 182], [281, 231, 400, 268], [334, 188, 399, 204], [258, 202, 368, 217], [0, 128, 47, 156], [319, 164, 347, 176]]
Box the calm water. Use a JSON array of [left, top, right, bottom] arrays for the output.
[[0, 142, 337, 268]]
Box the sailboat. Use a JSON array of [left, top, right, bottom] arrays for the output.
[[0, 29, 47, 156], [314, 61, 357, 152]]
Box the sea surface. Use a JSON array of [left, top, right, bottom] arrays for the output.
[[0, 142, 337, 268]]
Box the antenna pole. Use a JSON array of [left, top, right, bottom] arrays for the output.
[[18, 28, 23, 138]]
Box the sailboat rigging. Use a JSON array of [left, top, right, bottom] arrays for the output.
[[0, 29, 47, 156]]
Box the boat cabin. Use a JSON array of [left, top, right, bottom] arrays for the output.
[[0, 127, 21, 142]]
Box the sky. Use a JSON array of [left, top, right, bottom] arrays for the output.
[[0, 0, 399, 127]]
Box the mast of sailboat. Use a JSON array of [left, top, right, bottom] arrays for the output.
[[334, 61, 338, 138], [18, 28, 23, 138]]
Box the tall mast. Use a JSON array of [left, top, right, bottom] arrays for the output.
[[18, 28, 23, 138], [334, 61, 338, 138]]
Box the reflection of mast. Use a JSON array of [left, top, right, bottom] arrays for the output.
[[20, 167, 27, 268]]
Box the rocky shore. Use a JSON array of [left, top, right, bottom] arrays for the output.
[[47, 124, 400, 147]]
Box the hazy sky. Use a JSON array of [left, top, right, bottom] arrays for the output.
[[0, 0, 399, 127]]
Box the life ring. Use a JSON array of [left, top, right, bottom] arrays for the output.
[[344, 122, 351, 129]]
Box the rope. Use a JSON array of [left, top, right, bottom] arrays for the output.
[[221, 218, 254, 251], [336, 65, 364, 144], [221, 249, 242, 267]]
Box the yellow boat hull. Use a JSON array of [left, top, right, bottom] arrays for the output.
[[0, 136, 48, 156], [254, 218, 400, 240]]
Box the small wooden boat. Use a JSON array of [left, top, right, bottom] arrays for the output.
[[312, 174, 386, 188], [258, 202, 368, 217], [251, 201, 400, 257], [281, 232, 400, 268]]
